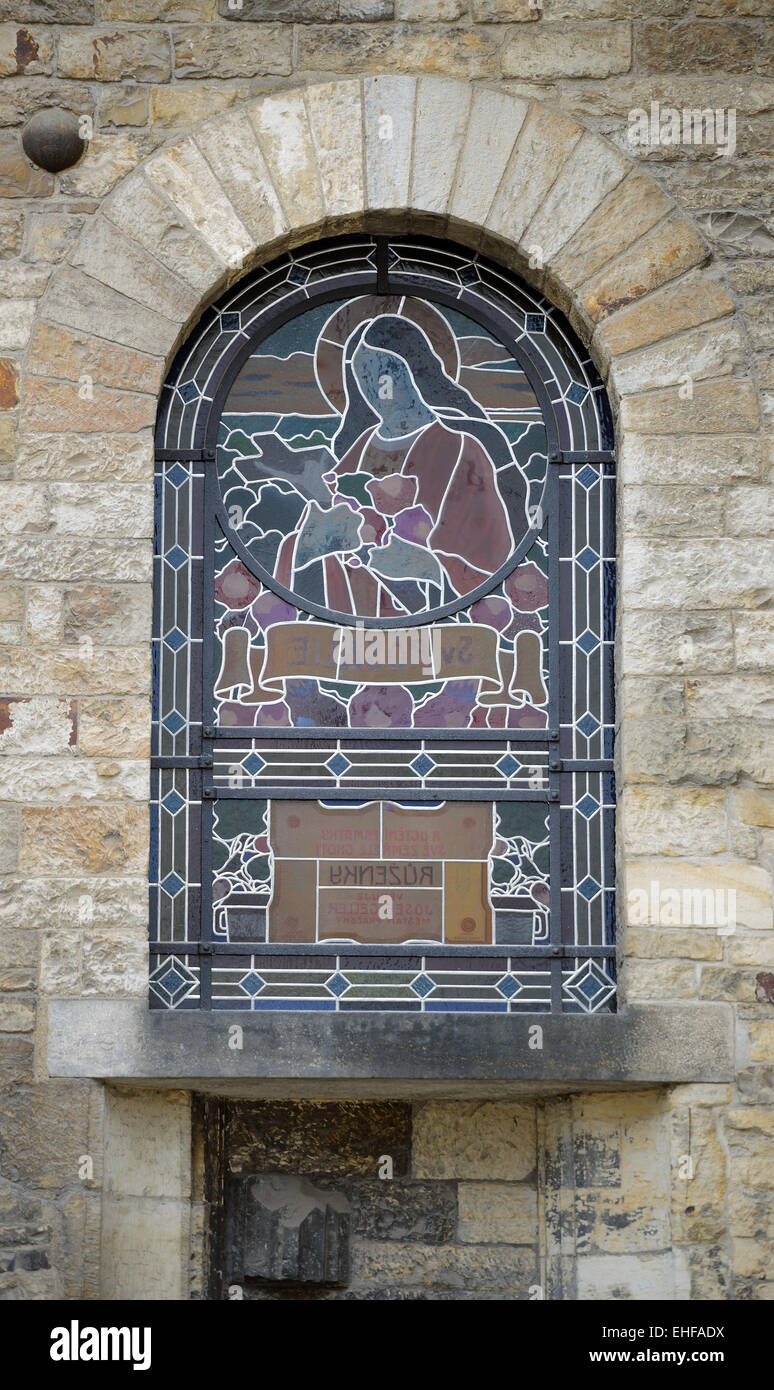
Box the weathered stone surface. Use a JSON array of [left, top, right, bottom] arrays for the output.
[[0, 997, 35, 1031], [733, 786, 774, 830], [363, 75, 417, 212], [14, 431, 152, 482], [450, 87, 527, 226], [398, 0, 463, 15], [458, 1181, 537, 1243], [68, 216, 198, 321], [78, 698, 150, 759], [637, 19, 768, 73], [98, 83, 149, 128], [622, 485, 725, 537], [20, 804, 148, 875], [410, 75, 470, 215], [726, 487, 774, 539], [104, 0, 215, 16], [0, 357, 19, 409], [551, 171, 673, 293], [249, 90, 323, 230], [620, 433, 762, 487], [58, 27, 172, 82], [0, 1080, 94, 1187], [26, 320, 162, 397], [628, 928, 722, 962], [622, 540, 774, 610], [526, 131, 627, 263], [44, 265, 179, 357], [486, 105, 583, 245], [0, 645, 149, 695], [295, 24, 497, 77], [413, 1102, 536, 1180], [0, 876, 148, 932], [149, 80, 248, 129], [24, 211, 84, 264], [146, 136, 252, 270], [626, 960, 698, 1000], [595, 269, 737, 360], [502, 20, 631, 79], [58, 133, 150, 197], [0, 24, 54, 77], [40, 928, 82, 994], [0, 260, 50, 298], [0, 755, 147, 805], [0, 697, 74, 754], [338, 1179, 456, 1243], [582, 215, 709, 324], [22, 378, 156, 435], [0, 209, 23, 257], [686, 675, 774, 723], [47, 483, 153, 538], [0, 130, 54, 196], [82, 929, 146, 996], [195, 107, 286, 246], [25, 584, 63, 644], [625, 858, 773, 934], [0, 299, 35, 351], [352, 1238, 537, 1290], [621, 788, 727, 857], [173, 23, 292, 78], [62, 584, 151, 645], [620, 717, 774, 789], [612, 319, 747, 400], [227, 1101, 411, 1178], [620, 378, 760, 437], [306, 80, 364, 220], [104, 171, 224, 294]]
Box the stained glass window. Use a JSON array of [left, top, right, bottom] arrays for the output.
[[150, 235, 616, 1015]]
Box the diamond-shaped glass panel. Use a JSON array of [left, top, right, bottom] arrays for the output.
[[222, 312, 241, 331], [161, 872, 185, 898], [577, 712, 600, 738], [162, 710, 185, 736], [496, 975, 522, 999], [526, 313, 546, 333], [577, 629, 600, 655], [326, 972, 350, 997], [164, 627, 186, 653], [576, 465, 597, 490], [410, 973, 434, 998], [161, 789, 185, 816], [410, 753, 436, 777], [567, 381, 588, 404], [577, 547, 599, 572], [576, 793, 600, 820], [496, 753, 520, 778], [165, 545, 187, 571], [577, 875, 601, 902], [240, 971, 265, 997], [243, 752, 265, 777], [563, 961, 615, 1013], [166, 463, 188, 488], [178, 380, 200, 403], [326, 752, 351, 777]]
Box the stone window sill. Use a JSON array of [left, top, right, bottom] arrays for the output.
[[47, 999, 734, 1099]]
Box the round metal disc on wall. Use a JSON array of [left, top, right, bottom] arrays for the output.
[[22, 108, 86, 173]]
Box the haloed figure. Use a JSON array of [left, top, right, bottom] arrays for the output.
[[273, 314, 529, 619]]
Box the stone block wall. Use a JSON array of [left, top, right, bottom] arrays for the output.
[[0, 0, 772, 1300]]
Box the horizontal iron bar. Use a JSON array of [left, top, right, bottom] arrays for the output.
[[204, 725, 558, 742], [549, 450, 616, 465], [151, 942, 617, 957], [205, 785, 551, 802], [562, 759, 615, 771], [155, 448, 215, 462]]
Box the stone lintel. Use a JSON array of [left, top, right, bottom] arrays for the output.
[[48, 1000, 734, 1100]]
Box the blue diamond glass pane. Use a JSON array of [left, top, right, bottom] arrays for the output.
[[160, 967, 185, 994], [243, 752, 265, 777], [578, 973, 603, 1001], [162, 790, 185, 816], [578, 876, 600, 902], [567, 381, 588, 404], [577, 629, 600, 655], [165, 545, 187, 571], [326, 752, 351, 777], [526, 313, 545, 332], [577, 547, 599, 572], [577, 465, 597, 489], [288, 264, 308, 284], [179, 380, 199, 403], [497, 975, 522, 999], [577, 793, 599, 820], [578, 713, 600, 738], [166, 463, 188, 488], [241, 971, 265, 996], [162, 710, 185, 735], [326, 972, 350, 997], [411, 753, 435, 777], [458, 265, 478, 285], [164, 627, 186, 653], [411, 973, 434, 998], [496, 754, 520, 777], [222, 312, 240, 331], [161, 872, 185, 898]]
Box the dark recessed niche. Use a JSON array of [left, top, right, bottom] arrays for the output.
[[22, 108, 86, 173]]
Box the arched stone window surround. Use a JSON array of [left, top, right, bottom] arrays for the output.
[[20, 77, 760, 1026]]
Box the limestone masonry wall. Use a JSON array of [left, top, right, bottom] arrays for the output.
[[0, 0, 772, 1300]]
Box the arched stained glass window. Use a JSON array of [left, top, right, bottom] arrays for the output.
[[150, 235, 616, 1015]]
